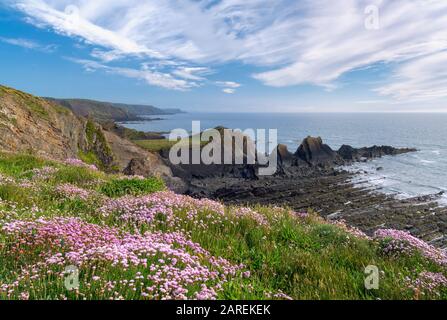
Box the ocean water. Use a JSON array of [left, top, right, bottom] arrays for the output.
[[121, 112, 447, 204]]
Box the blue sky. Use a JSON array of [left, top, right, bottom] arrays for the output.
[[1, 0, 447, 112]]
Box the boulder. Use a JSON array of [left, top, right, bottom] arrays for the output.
[[123, 156, 172, 177]]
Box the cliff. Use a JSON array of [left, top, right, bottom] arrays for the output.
[[0, 85, 171, 176], [46, 98, 184, 122]]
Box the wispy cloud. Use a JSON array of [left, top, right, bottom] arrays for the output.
[[0, 36, 56, 52], [216, 81, 241, 94], [215, 81, 241, 89], [376, 51, 447, 101], [71, 59, 197, 91], [8, 0, 447, 100], [222, 88, 236, 94], [172, 67, 213, 81]]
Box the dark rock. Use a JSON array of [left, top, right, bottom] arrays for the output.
[[337, 145, 357, 161], [276, 144, 294, 164], [294, 136, 341, 166], [163, 176, 189, 194], [338, 144, 416, 162]]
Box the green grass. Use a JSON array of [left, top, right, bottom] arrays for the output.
[[0, 152, 53, 178], [99, 176, 166, 197], [0, 152, 446, 300], [135, 136, 208, 153], [134, 139, 178, 152], [78, 150, 101, 168]]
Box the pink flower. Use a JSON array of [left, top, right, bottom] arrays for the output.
[[64, 158, 98, 171], [374, 229, 447, 266]]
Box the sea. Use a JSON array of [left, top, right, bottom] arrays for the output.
[[121, 112, 447, 205]]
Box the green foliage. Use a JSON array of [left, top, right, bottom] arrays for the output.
[[0, 184, 35, 207], [134, 136, 207, 153], [85, 119, 97, 145], [134, 139, 177, 152], [0, 153, 53, 178], [83, 119, 114, 171], [99, 176, 165, 197], [78, 150, 101, 167], [51, 166, 104, 187]]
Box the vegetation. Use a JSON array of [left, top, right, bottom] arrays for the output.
[[0, 152, 446, 300], [99, 176, 166, 197], [135, 135, 208, 153], [134, 139, 179, 153], [81, 119, 115, 171]]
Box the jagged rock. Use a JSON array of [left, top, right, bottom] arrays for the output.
[[338, 144, 416, 162], [276, 144, 293, 164], [294, 136, 341, 166], [337, 145, 357, 161]]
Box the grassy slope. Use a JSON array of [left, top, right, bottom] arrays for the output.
[[134, 139, 178, 153], [0, 152, 446, 300]]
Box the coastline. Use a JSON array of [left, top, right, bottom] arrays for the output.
[[186, 168, 447, 248], [105, 114, 447, 248]]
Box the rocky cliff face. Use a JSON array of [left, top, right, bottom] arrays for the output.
[[0, 85, 171, 177], [0, 85, 86, 160]]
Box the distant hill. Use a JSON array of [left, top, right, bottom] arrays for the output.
[[45, 98, 184, 122], [112, 103, 184, 116]]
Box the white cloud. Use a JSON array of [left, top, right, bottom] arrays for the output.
[[8, 0, 447, 100], [376, 51, 447, 101], [216, 80, 241, 93], [215, 81, 241, 88], [172, 67, 213, 81], [71, 59, 197, 91], [222, 88, 236, 94], [0, 36, 56, 52]]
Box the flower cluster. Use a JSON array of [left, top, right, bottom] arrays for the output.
[[264, 290, 294, 300], [0, 218, 246, 300], [29, 166, 59, 180], [374, 229, 447, 266], [64, 158, 98, 171], [100, 191, 271, 229], [331, 220, 371, 240], [0, 173, 15, 184], [99, 191, 226, 229], [54, 184, 92, 201], [230, 207, 269, 227], [406, 272, 447, 296], [0, 173, 38, 191]]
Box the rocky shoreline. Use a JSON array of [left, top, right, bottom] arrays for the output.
[[159, 136, 447, 248]]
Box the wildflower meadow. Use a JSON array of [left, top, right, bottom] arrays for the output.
[[0, 152, 446, 300]]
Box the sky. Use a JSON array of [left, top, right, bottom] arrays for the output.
[[1, 0, 447, 112]]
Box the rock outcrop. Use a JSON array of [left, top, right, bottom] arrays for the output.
[[294, 136, 342, 167], [338, 144, 417, 162], [0, 85, 171, 178]]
